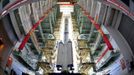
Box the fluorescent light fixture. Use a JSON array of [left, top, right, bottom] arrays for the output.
[[1, 10, 7, 16], [57, 2, 70, 4]]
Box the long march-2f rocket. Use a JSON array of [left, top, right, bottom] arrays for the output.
[[56, 17, 73, 71]]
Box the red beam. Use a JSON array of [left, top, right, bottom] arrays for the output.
[[18, 8, 52, 50], [96, 48, 109, 63], [77, 4, 113, 63]]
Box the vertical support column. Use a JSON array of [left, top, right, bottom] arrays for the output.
[[78, 11, 81, 26], [49, 15, 53, 33], [80, 14, 84, 34], [39, 24, 46, 43], [54, 8, 57, 24], [52, 11, 55, 26]]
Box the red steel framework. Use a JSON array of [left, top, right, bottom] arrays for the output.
[[77, 0, 134, 63], [0, 0, 133, 62], [0, 0, 53, 50], [77, 4, 113, 63], [18, 8, 52, 50]]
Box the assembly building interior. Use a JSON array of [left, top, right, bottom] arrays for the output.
[[0, 0, 134, 75]]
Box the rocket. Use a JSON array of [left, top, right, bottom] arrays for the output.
[[56, 17, 73, 71]]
